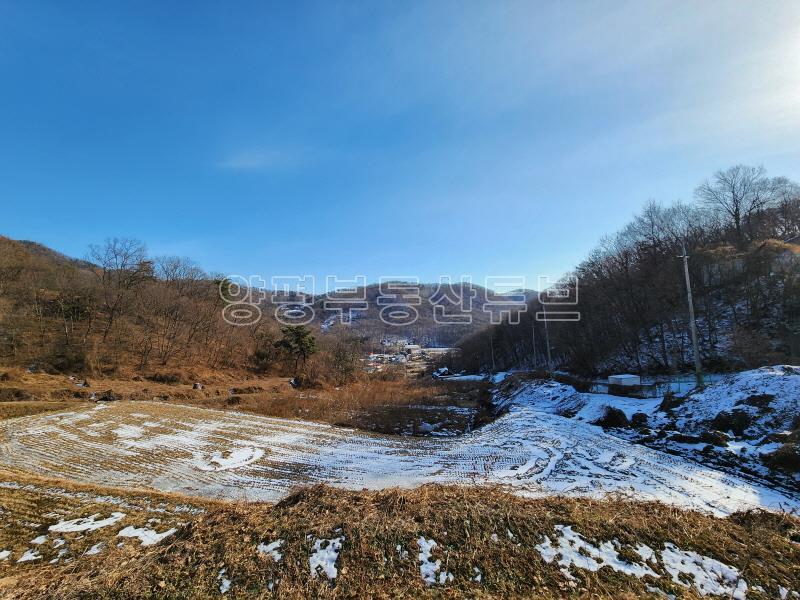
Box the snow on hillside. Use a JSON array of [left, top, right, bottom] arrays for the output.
[[672, 365, 800, 436], [497, 379, 667, 427], [498, 366, 800, 493], [501, 366, 800, 437]]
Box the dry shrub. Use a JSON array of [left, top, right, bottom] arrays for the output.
[[736, 393, 774, 411], [630, 412, 649, 428], [700, 430, 730, 447], [0, 387, 32, 401], [593, 406, 630, 428], [144, 372, 183, 385], [710, 410, 752, 436], [763, 443, 800, 473]]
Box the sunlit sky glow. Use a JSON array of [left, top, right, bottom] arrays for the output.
[[2, 1, 799, 289]]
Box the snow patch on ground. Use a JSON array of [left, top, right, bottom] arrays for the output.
[[534, 524, 750, 599], [217, 568, 231, 594], [117, 525, 177, 546], [501, 380, 663, 426], [309, 536, 344, 579], [17, 549, 41, 563], [535, 525, 658, 580], [257, 540, 283, 562], [442, 374, 486, 382], [661, 543, 747, 599], [49, 512, 126, 533], [112, 424, 144, 440], [396, 544, 409, 560], [49, 548, 68, 564], [417, 537, 452, 585], [84, 542, 104, 556], [635, 543, 657, 563], [195, 446, 265, 471]]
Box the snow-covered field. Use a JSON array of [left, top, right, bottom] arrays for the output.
[[1, 372, 796, 516]]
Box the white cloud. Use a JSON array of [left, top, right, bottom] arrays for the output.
[[217, 147, 308, 171]]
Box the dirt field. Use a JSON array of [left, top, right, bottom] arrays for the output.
[[1, 397, 796, 516]]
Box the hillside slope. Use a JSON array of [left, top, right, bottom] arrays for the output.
[[496, 366, 800, 495], [0, 471, 798, 599], [452, 198, 800, 376]]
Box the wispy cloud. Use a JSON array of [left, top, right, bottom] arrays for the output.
[[216, 146, 309, 172]]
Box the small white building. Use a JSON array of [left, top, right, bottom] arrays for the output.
[[608, 374, 641, 386]]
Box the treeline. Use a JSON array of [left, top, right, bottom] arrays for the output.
[[453, 165, 800, 375], [0, 237, 252, 374], [0, 237, 365, 383]]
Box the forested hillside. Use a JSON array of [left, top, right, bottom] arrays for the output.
[[454, 165, 800, 375], [0, 238, 520, 379], [0, 237, 259, 375]]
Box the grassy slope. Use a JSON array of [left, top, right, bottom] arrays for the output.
[[1, 470, 798, 599]]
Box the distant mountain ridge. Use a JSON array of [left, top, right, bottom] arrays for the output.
[[268, 282, 534, 347]]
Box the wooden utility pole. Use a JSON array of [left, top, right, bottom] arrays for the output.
[[679, 243, 704, 387], [542, 301, 554, 377], [489, 330, 496, 373]]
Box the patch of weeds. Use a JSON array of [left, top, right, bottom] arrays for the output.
[[699, 430, 729, 447], [658, 391, 684, 412], [593, 407, 629, 429], [145, 373, 182, 385], [0, 387, 33, 401], [710, 410, 752, 437], [736, 393, 774, 412], [762, 443, 800, 474]]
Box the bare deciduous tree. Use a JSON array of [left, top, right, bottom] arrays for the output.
[[695, 165, 775, 245], [88, 238, 151, 342], [770, 177, 800, 240]]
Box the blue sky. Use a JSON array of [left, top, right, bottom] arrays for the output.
[[2, 1, 799, 291]]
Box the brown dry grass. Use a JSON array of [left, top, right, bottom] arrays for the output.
[[0, 368, 490, 434], [173, 378, 491, 434], [0, 401, 75, 420], [2, 468, 798, 599]]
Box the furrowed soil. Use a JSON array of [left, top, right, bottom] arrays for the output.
[[0, 397, 796, 515]]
